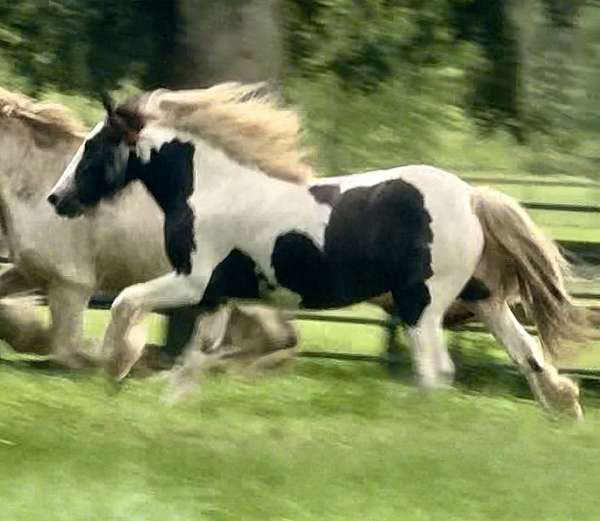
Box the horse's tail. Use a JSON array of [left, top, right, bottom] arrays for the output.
[[471, 186, 591, 357]]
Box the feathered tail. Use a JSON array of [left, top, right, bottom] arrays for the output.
[[471, 187, 591, 356]]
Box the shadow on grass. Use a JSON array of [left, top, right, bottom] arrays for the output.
[[4, 342, 600, 410], [298, 341, 600, 410], [0, 356, 97, 379]]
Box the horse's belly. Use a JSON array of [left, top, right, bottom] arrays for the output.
[[95, 256, 170, 293]]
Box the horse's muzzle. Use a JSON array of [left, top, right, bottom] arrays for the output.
[[47, 192, 84, 218]]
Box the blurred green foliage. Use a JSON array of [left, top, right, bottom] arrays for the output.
[[0, 0, 176, 95], [282, 0, 600, 178], [0, 0, 597, 179]]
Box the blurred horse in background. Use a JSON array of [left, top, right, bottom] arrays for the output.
[[0, 88, 294, 370]]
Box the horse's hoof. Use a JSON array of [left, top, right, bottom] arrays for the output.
[[437, 369, 455, 389], [105, 348, 143, 382], [570, 403, 584, 422], [554, 375, 584, 421]]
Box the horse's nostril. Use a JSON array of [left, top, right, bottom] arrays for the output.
[[47, 193, 58, 206]]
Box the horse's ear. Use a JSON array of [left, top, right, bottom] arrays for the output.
[[101, 91, 115, 116]]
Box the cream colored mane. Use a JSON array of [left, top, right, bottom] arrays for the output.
[[140, 82, 315, 184], [0, 87, 86, 138]]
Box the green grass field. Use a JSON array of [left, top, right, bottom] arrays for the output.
[[2, 309, 600, 521]]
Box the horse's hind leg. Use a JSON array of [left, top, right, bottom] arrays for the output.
[[0, 266, 36, 298], [406, 309, 448, 389], [475, 300, 583, 420], [394, 283, 455, 389], [163, 347, 222, 403], [0, 267, 52, 355], [0, 298, 51, 354]]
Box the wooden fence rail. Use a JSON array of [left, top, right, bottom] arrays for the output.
[[1, 179, 600, 379]]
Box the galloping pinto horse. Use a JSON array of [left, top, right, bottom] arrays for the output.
[[0, 86, 282, 367], [48, 83, 589, 418]]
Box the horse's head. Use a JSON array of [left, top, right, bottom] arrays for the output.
[[47, 93, 145, 217]]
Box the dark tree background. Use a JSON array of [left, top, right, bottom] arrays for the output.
[[0, 0, 595, 176]]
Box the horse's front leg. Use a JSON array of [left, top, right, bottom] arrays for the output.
[[48, 283, 95, 368], [105, 270, 212, 381]]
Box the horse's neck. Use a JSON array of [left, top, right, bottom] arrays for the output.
[[133, 135, 326, 252], [0, 128, 81, 256], [191, 144, 331, 269], [193, 143, 315, 218], [135, 135, 309, 214]]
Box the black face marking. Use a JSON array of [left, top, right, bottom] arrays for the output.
[[458, 277, 491, 302], [73, 127, 133, 206], [131, 140, 197, 274], [48, 126, 134, 217], [48, 99, 146, 217], [271, 179, 434, 324], [309, 184, 341, 207]]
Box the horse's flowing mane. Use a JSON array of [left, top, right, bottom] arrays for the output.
[[137, 82, 315, 184], [0, 87, 86, 138]]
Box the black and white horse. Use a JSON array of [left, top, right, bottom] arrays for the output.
[[48, 83, 588, 418]]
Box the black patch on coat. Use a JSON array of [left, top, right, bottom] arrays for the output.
[[202, 249, 261, 306], [309, 184, 341, 207], [271, 232, 334, 305], [130, 140, 197, 274], [272, 179, 433, 325], [161, 249, 262, 361], [458, 277, 490, 301]]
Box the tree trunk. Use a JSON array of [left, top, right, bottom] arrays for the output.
[[173, 0, 284, 88]]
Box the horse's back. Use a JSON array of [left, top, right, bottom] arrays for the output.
[[317, 164, 470, 199]]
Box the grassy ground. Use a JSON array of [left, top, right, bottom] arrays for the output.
[[2, 309, 600, 521]]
